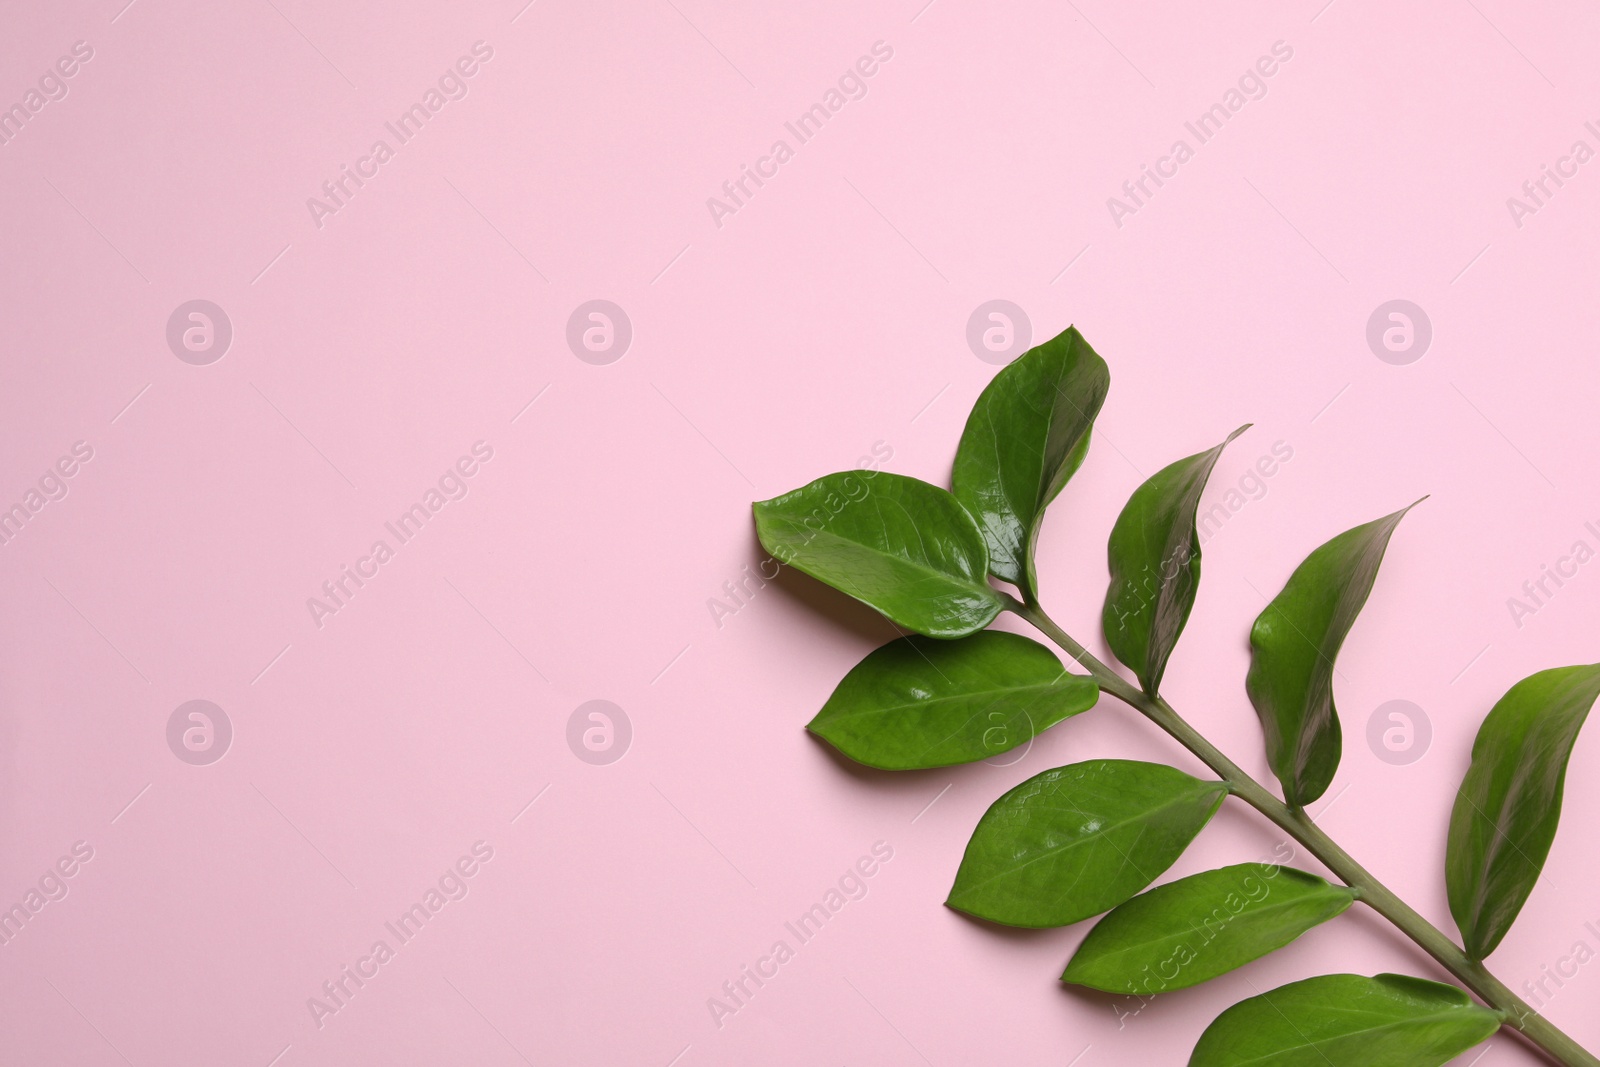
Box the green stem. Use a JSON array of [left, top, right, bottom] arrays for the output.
[[1005, 594, 1598, 1067]]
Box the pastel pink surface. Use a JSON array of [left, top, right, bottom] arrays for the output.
[[2, 0, 1599, 1063]]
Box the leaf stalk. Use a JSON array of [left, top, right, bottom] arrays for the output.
[[1006, 593, 1599, 1067]]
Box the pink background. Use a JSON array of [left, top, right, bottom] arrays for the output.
[[3, 0, 1599, 1063]]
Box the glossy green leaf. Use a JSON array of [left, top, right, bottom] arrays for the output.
[[1447, 664, 1600, 959], [1101, 426, 1248, 696], [807, 632, 1099, 770], [1063, 864, 1355, 994], [951, 325, 1110, 599], [946, 759, 1226, 928], [1245, 503, 1419, 806], [1188, 973, 1500, 1067], [753, 471, 1003, 638]]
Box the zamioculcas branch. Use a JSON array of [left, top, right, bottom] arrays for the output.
[[752, 325, 1600, 1067]]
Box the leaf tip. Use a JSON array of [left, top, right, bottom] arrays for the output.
[[1374, 494, 1430, 533]]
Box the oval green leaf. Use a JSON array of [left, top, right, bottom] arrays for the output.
[[1245, 502, 1420, 806], [946, 759, 1227, 928], [753, 471, 1003, 638], [1062, 864, 1355, 994], [1101, 426, 1248, 697], [1447, 663, 1600, 959], [1188, 972, 1500, 1067], [951, 325, 1110, 599], [807, 632, 1099, 770]]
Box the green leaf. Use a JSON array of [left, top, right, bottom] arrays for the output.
[[1062, 864, 1355, 994], [807, 632, 1099, 770], [1447, 663, 1600, 959], [1062, 863, 1350, 998], [1101, 426, 1249, 696], [1245, 502, 1420, 806], [753, 471, 1003, 639], [1188, 973, 1500, 1067], [946, 759, 1226, 928], [951, 325, 1110, 599]]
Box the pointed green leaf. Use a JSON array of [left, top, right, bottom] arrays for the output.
[[753, 471, 1003, 638], [1188, 973, 1500, 1067], [1062, 864, 1355, 994], [1447, 664, 1600, 959], [1102, 426, 1248, 696], [946, 759, 1226, 928], [1245, 503, 1419, 806], [951, 325, 1110, 599], [807, 632, 1099, 770]]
